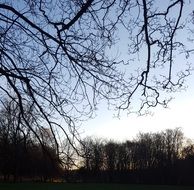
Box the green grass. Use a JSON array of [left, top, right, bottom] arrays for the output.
[[0, 183, 193, 190]]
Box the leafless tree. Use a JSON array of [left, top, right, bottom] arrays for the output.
[[0, 0, 193, 155]]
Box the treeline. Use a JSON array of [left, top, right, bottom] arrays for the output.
[[0, 99, 62, 182], [0, 125, 62, 182], [0, 100, 194, 184], [76, 128, 194, 185], [1, 125, 194, 185]]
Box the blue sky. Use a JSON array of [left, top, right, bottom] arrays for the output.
[[81, 0, 194, 141], [82, 72, 194, 141]]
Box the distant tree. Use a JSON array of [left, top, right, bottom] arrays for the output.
[[79, 137, 93, 172], [61, 138, 78, 182], [116, 142, 129, 171], [135, 133, 153, 170], [0, 98, 62, 182], [104, 141, 118, 172], [178, 140, 194, 184], [163, 128, 184, 167], [90, 139, 104, 172], [182, 142, 194, 159], [151, 132, 166, 169], [0, 98, 31, 181]]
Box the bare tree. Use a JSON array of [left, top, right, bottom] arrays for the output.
[[0, 0, 193, 154], [115, 0, 193, 114], [0, 0, 128, 154]]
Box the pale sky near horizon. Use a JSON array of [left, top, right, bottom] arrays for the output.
[[82, 68, 194, 142]]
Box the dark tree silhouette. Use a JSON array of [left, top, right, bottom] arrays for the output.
[[0, 0, 193, 153], [0, 98, 33, 181], [76, 128, 193, 185], [0, 98, 62, 182]]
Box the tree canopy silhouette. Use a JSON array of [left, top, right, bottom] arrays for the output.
[[0, 0, 193, 152]]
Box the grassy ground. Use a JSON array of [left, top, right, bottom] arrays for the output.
[[0, 183, 193, 190]]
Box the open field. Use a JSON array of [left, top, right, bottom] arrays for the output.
[[0, 183, 193, 190]]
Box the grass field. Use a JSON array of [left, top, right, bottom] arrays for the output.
[[0, 183, 193, 190]]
